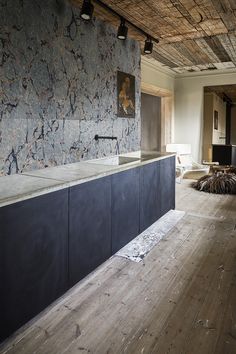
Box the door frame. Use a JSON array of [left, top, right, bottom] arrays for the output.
[[141, 82, 174, 152]]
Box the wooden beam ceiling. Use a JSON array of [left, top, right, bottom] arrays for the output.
[[70, 0, 236, 73], [205, 84, 236, 102]]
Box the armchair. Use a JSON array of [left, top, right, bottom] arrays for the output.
[[166, 144, 210, 180]]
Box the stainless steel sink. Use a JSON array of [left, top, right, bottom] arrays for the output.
[[87, 156, 140, 166]]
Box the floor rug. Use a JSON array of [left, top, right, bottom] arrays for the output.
[[192, 173, 236, 194], [116, 210, 185, 262]]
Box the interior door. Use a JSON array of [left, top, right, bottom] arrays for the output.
[[141, 93, 161, 151]]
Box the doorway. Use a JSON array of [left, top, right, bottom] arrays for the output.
[[141, 82, 174, 152], [141, 93, 161, 151], [203, 85, 236, 162]]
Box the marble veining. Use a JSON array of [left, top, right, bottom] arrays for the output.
[[116, 210, 185, 262], [0, 0, 141, 176]]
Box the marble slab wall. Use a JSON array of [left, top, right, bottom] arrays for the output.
[[0, 0, 141, 175]]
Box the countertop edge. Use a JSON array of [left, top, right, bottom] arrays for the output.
[[0, 153, 176, 208]]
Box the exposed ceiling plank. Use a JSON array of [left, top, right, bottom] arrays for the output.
[[184, 39, 213, 64], [218, 33, 236, 63], [195, 37, 220, 62], [211, 0, 236, 32], [204, 36, 231, 62]]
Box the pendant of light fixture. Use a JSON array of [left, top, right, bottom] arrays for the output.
[[117, 17, 128, 40], [80, 0, 158, 54], [80, 0, 94, 21], [144, 36, 153, 54]]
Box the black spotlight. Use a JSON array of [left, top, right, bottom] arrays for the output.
[[144, 37, 153, 54], [117, 18, 128, 40], [80, 0, 94, 21]]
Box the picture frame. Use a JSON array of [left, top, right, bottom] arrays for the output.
[[117, 71, 135, 118], [214, 110, 218, 130]]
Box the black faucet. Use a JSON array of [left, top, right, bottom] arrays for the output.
[[94, 134, 117, 141]]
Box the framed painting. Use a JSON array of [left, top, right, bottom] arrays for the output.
[[117, 71, 135, 118], [214, 110, 218, 130]]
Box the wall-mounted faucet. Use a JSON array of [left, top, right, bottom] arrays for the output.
[[94, 134, 117, 141], [94, 134, 120, 155]]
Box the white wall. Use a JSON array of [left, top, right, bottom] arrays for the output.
[[141, 57, 175, 92], [175, 70, 236, 162]]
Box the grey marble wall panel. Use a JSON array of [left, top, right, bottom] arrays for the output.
[[0, 0, 141, 175]]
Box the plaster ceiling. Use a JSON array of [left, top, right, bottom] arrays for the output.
[[70, 0, 236, 74]]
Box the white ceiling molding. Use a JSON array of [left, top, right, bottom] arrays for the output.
[[141, 57, 176, 79], [176, 67, 236, 79], [142, 56, 236, 80]]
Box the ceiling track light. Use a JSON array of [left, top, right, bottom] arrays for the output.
[[80, 0, 94, 21], [117, 18, 128, 40], [80, 0, 160, 50], [144, 36, 154, 54]]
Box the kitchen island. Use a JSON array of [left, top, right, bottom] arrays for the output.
[[0, 151, 175, 342]]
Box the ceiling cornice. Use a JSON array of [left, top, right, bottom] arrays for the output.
[[176, 68, 236, 79], [141, 57, 176, 79], [142, 56, 236, 81]]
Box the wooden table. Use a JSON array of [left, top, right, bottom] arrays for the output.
[[212, 165, 231, 174]]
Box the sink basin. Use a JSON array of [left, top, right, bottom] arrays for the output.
[[140, 153, 163, 161], [87, 156, 140, 166]]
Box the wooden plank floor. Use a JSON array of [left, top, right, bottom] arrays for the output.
[[1, 180, 236, 354]]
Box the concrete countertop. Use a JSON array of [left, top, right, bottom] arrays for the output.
[[0, 151, 175, 208]]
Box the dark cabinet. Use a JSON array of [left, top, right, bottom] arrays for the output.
[[159, 156, 176, 216], [0, 156, 176, 343], [0, 190, 69, 342], [69, 177, 111, 286], [111, 168, 140, 254], [212, 144, 236, 166], [140, 161, 161, 232]]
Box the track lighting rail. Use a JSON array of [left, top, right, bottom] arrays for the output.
[[93, 0, 159, 44], [80, 0, 159, 53]]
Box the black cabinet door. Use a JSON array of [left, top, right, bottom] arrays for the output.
[[0, 190, 69, 342], [140, 161, 161, 232], [159, 156, 176, 216], [111, 168, 140, 254], [69, 177, 111, 286]]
